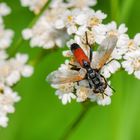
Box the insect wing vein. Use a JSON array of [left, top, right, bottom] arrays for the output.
[[92, 35, 118, 69], [47, 69, 85, 85]]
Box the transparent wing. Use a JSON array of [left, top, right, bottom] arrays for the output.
[[47, 69, 86, 85], [92, 35, 118, 69]]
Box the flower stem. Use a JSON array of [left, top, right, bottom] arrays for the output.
[[60, 102, 95, 140], [28, 0, 51, 28], [28, 47, 58, 66], [9, 0, 51, 57], [110, 0, 120, 23], [119, 0, 135, 23]]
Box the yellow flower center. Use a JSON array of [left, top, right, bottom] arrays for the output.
[[89, 17, 101, 27], [67, 15, 74, 23], [77, 87, 89, 101], [108, 30, 118, 36], [0, 88, 4, 94], [60, 83, 74, 93], [133, 58, 140, 71]]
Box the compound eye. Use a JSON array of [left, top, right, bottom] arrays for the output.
[[99, 86, 105, 93], [93, 89, 99, 93]]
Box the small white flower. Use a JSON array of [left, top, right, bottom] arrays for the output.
[[122, 49, 140, 79], [106, 22, 128, 37], [76, 85, 91, 102], [22, 28, 33, 40], [87, 10, 107, 27], [0, 84, 20, 127], [0, 3, 11, 17], [123, 33, 140, 53], [6, 71, 20, 86], [8, 53, 34, 80], [0, 50, 8, 60], [53, 83, 76, 105], [89, 85, 112, 106], [102, 22, 129, 61], [55, 9, 79, 34], [0, 114, 8, 128], [92, 24, 107, 44], [20, 0, 48, 14], [101, 60, 121, 78], [0, 25, 14, 50], [62, 50, 73, 57], [97, 96, 111, 106], [67, 0, 97, 9], [0, 53, 33, 86], [21, 65, 34, 77]]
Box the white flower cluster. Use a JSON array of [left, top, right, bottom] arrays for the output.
[[0, 3, 13, 50], [0, 3, 33, 127], [20, 0, 49, 14], [0, 84, 20, 127], [22, 0, 97, 49], [0, 53, 33, 128], [46, 1, 140, 106]]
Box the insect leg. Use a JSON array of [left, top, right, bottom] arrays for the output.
[[88, 80, 92, 89], [105, 59, 117, 66], [101, 93, 104, 99], [103, 93, 108, 96], [85, 32, 93, 62], [69, 63, 81, 71], [71, 67, 81, 71], [101, 74, 116, 93], [107, 84, 116, 93], [77, 81, 80, 86], [69, 63, 77, 67]]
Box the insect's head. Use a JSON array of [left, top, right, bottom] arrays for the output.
[[70, 43, 80, 52], [93, 79, 107, 94], [94, 86, 105, 94]]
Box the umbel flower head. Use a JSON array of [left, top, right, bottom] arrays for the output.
[[46, 0, 140, 106], [0, 51, 33, 128], [0, 2, 34, 127], [22, 0, 97, 49]]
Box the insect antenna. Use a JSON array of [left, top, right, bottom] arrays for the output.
[[85, 31, 90, 46], [105, 59, 116, 65], [107, 83, 116, 93], [69, 63, 81, 71], [101, 75, 116, 93], [101, 93, 104, 99], [104, 93, 108, 96]]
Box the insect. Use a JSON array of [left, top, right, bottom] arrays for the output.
[[47, 33, 118, 98]]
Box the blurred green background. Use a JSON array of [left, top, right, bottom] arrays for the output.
[[0, 0, 140, 140]]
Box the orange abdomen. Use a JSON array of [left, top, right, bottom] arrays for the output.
[[71, 43, 90, 67]]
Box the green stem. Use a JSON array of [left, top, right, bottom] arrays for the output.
[[28, 47, 58, 66], [9, 0, 51, 57], [60, 102, 95, 140], [110, 0, 120, 22], [28, 0, 51, 28], [119, 0, 135, 23]]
